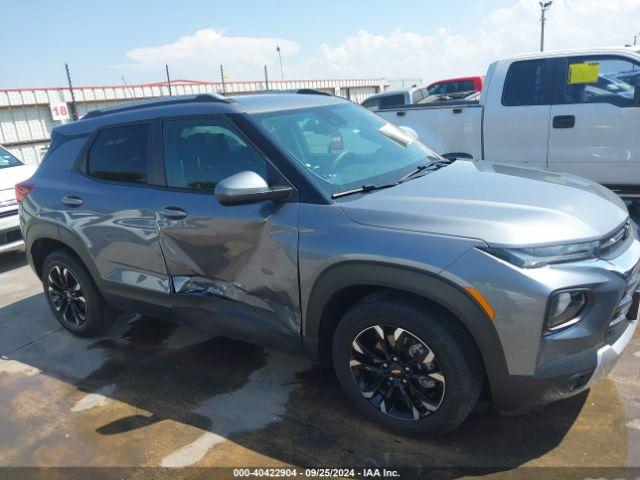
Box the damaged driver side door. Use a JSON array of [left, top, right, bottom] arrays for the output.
[[152, 116, 301, 350]]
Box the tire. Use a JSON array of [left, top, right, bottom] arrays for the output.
[[332, 291, 483, 437], [42, 250, 117, 337]]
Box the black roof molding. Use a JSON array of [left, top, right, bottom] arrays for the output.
[[83, 94, 234, 119]]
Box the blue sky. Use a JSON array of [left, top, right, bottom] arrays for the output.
[[1, 0, 638, 88]]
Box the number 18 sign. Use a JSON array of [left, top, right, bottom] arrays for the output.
[[49, 102, 70, 121]]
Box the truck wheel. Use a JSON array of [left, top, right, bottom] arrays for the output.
[[332, 291, 483, 436], [42, 250, 117, 337]]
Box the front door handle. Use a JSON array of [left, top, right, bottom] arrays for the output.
[[62, 195, 84, 207], [161, 206, 188, 220], [552, 115, 575, 129]]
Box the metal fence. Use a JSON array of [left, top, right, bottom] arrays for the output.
[[0, 78, 386, 164]]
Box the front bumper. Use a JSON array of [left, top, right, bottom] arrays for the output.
[[490, 316, 637, 413]]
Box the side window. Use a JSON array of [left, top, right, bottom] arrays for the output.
[[361, 97, 380, 110], [502, 60, 547, 106], [88, 124, 149, 183], [162, 118, 268, 190], [561, 56, 639, 107], [380, 94, 406, 108]]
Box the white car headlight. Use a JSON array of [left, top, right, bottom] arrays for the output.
[[482, 240, 600, 268]]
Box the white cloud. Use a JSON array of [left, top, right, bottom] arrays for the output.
[[293, 0, 640, 83], [116, 0, 640, 85], [118, 28, 300, 81]]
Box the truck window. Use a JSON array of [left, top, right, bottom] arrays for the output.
[[502, 60, 547, 106], [380, 94, 406, 108], [560, 56, 639, 107], [361, 97, 380, 110]]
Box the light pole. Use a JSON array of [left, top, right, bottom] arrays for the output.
[[539, 1, 553, 52], [634, 32, 640, 46], [276, 45, 284, 81]]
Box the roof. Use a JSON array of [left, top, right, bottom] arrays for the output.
[[54, 92, 348, 136], [364, 87, 421, 101]]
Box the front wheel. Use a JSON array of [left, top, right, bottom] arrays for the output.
[[332, 292, 483, 436], [42, 250, 117, 337]]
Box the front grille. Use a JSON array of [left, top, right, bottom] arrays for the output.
[[609, 260, 640, 328], [0, 208, 18, 219], [600, 221, 631, 257]]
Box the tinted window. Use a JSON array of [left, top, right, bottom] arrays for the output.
[[380, 94, 406, 108], [561, 56, 639, 107], [163, 118, 268, 190], [361, 97, 380, 110], [502, 60, 547, 106], [88, 124, 149, 183], [0, 146, 23, 169]]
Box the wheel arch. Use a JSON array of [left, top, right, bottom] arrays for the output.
[[27, 222, 101, 285], [303, 261, 508, 377]]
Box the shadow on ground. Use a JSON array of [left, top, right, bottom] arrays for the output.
[[1, 291, 629, 476]]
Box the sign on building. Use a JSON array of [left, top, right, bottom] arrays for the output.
[[49, 102, 70, 121]]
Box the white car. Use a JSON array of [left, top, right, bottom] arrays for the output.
[[378, 47, 640, 194], [0, 146, 37, 253]]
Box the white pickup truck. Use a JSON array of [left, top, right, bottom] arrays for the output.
[[378, 47, 640, 194]]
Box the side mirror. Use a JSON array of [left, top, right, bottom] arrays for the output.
[[214, 171, 292, 206]]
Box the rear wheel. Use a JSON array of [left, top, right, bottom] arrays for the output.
[[332, 291, 483, 436], [42, 250, 117, 336]]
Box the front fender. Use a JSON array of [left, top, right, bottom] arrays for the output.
[[303, 261, 508, 377]]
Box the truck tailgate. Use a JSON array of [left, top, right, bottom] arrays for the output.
[[378, 104, 483, 159]]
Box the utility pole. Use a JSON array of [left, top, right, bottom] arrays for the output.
[[220, 65, 226, 94], [276, 45, 284, 81], [165, 64, 172, 96], [264, 65, 269, 91], [539, 1, 553, 52], [635, 32, 640, 46], [65, 63, 79, 121]]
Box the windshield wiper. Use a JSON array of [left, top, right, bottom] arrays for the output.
[[399, 164, 429, 181], [331, 182, 398, 199]]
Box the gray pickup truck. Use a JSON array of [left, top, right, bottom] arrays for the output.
[[18, 92, 639, 436]]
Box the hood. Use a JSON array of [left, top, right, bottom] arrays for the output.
[[339, 161, 628, 247], [0, 164, 37, 196]]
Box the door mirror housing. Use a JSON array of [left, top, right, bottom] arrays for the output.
[[214, 171, 292, 206]]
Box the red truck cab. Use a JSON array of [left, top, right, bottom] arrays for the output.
[[426, 76, 483, 95]]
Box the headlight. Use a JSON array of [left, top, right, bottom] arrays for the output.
[[482, 240, 599, 268], [545, 290, 590, 333]]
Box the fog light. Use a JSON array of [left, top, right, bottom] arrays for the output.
[[546, 290, 589, 333]]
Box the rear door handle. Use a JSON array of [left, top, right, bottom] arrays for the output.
[[62, 195, 84, 207], [161, 206, 188, 219], [552, 115, 575, 129]]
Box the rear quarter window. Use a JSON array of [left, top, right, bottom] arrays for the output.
[[502, 59, 548, 106]]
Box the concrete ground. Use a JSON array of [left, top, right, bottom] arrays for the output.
[[1, 244, 639, 478]]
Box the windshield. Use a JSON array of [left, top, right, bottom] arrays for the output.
[[0, 146, 23, 169], [255, 103, 440, 195]]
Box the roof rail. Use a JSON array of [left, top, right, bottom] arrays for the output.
[[83, 93, 233, 119], [264, 88, 332, 96]]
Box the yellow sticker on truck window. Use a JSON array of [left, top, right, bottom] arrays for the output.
[[568, 62, 599, 84]]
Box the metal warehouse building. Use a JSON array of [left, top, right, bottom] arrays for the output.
[[0, 78, 385, 165]]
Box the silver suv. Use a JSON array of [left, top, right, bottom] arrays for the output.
[[18, 93, 639, 436]]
